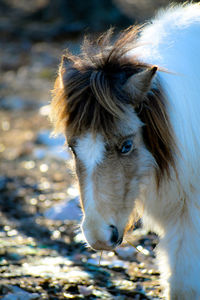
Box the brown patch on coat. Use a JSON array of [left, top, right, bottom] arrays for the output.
[[136, 81, 176, 183], [50, 26, 176, 183]]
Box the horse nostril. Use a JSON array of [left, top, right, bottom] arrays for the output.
[[117, 237, 123, 246], [110, 225, 119, 244]]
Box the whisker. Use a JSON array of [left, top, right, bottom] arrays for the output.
[[125, 240, 142, 253], [98, 251, 103, 266]]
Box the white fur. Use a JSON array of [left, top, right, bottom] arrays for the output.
[[75, 133, 105, 213], [76, 133, 113, 247], [129, 3, 200, 299], [75, 133, 105, 172]]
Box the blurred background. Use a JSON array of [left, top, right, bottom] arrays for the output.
[[0, 1, 196, 299]]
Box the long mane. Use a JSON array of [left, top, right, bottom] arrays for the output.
[[50, 27, 176, 181]]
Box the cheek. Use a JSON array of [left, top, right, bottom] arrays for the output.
[[118, 152, 141, 206], [96, 158, 124, 190], [121, 150, 140, 183]]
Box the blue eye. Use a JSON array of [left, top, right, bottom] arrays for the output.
[[120, 140, 133, 154]]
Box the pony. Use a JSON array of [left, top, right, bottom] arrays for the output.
[[50, 3, 200, 299]]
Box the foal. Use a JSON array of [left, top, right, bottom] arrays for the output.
[[50, 3, 200, 299]]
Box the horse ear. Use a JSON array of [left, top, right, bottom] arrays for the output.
[[59, 54, 72, 88], [124, 66, 158, 101]]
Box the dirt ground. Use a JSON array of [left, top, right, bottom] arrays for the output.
[[0, 2, 165, 299]]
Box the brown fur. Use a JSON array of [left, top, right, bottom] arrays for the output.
[[137, 81, 176, 183], [50, 26, 176, 182]]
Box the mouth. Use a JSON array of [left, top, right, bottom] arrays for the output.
[[89, 236, 123, 251]]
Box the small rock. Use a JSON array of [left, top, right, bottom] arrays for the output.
[[78, 285, 93, 296], [44, 196, 82, 221], [2, 286, 40, 300], [109, 260, 128, 269], [87, 258, 99, 266], [3, 293, 39, 300], [115, 246, 137, 260]]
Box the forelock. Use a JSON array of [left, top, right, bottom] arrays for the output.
[[50, 26, 149, 139]]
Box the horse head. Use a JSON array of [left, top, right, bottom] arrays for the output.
[[50, 28, 175, 251]]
